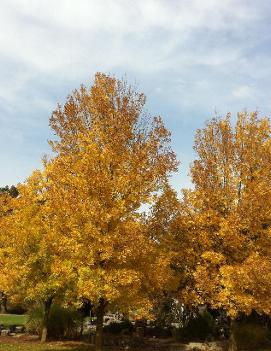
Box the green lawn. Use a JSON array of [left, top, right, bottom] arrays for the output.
[[0, 314, 96, 328], [0, 340, 93, 351], [0, 314, 27, 326], [0, 344, 92, 351], [0, 345, 91, 351]]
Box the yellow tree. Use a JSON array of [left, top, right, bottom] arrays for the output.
[[0, 190, 16, 314], [176, 112, 271, 350], [8, 171, 76, 342], [45, 73, 178, 350], [146, 183, 201, 316]]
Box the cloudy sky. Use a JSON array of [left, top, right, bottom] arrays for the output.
[[1, 0, 271, 190]]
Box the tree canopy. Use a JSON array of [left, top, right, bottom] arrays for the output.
[[2, 73, 271, 351], [176, 112, 271, 317]]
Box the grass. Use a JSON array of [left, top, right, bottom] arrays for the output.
[[0, 339, 148, 351], [0, 338, 94, 351], [0, 314, 95, 328], [0, 342, 93, 351], [0, 314, 28, 326]]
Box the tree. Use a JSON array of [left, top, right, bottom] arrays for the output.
[[7, 171, 76, 342], [0, 185, 19, 313], [45, 73, 178, 350], [0, 190, 15, 314], [176, 112, 271, 350]]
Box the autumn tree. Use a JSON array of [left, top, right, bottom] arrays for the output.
[[146, 182, 201, 323], [7, 172, 76, 342], [175, 112, 271, 350], [0, 190, 16, 314], [45, 73, 178, 350]]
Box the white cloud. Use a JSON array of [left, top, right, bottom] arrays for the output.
[[0, 0, 271, 186], [0, 0, 262, 78], [232, 85, 255, 99]]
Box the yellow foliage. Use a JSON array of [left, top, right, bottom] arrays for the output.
[[42, 73, 178, 316], [176, 112, 271, 317]]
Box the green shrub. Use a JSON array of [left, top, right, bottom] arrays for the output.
[[25, 306, 44, 335], [175, 311, 215, 342], [147, 325, 171, 338], [153, 297, 184, 328], [6, 303, 27, 315], [233, 322, 271, 349], [103, 320, 133, 334], [26, 304, 83, 339]]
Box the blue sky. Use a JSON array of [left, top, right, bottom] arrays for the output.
[[1, 0, 271, 191]]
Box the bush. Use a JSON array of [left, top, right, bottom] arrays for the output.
[[233, 322, 271, 349], [26, 304, 83, 339], [6, 303, 27, 315], [103, 320, 133, 335], [153, 297, 183, 328], [145, 325, 172, 338], [26, 305, 44, 335], [174, 311, 215, 342]]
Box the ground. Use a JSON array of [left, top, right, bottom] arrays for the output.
[[1, 335, 271, 351], [0, 337, 91, 351], [0, 336, 234, 351]]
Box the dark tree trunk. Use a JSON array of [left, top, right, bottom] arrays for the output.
[[40, 297, 53, 343], [95, 298, 106, 351], [0, 291, 7, 314]]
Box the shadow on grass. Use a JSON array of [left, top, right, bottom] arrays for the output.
[[41, 341, 95, 351], [0, 340, 95, 351], [42, 349, 93, 351]]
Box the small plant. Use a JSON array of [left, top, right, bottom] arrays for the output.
[[103, 320, 133, 334], [26, 304, 83, 339], [174, 311, 215, 342]]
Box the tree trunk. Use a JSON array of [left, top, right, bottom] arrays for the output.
[[40, 297, 53, 343], [0, 291, 7, 314], [228, 319, 237, 351], [95, 298, 106, 351]]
